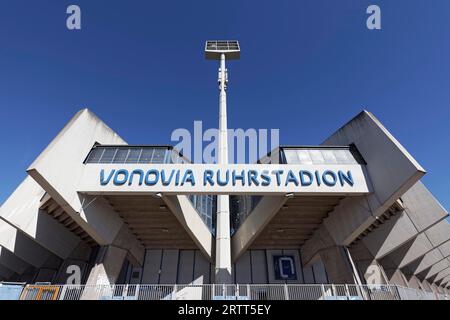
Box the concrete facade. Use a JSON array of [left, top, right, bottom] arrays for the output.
[[0, 108, 449, 296]]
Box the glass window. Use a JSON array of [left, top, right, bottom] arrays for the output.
[[152, 148, 167, 164], [86, 148, 104, 163], [309, 150, 325, 164], [334, 149, 356, 164], [99, 148, 116, 163], [139, 148, 154, 164], [85, 146, 188, 164], [283, 150, 299, 163], [113, 148, 129, 163], [126, 148, 141, 163], [321, 150, 338, 164], [297, 150, 313, 164]]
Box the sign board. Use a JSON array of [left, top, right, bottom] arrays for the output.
[[273, 255, 297, 280], [78, 164, 371, 195]]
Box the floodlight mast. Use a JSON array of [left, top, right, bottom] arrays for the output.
[[205, 41, 240, 284]]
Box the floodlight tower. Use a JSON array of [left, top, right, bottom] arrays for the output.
[[205, 40, 240, 284]]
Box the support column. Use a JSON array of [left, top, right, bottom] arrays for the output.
[[349, 242, 389, 285], [317, 246, 357, 284], [215, 53, 232, 284], [304, 245, 357, 284], [54, 242, 92, 284], [302, 226, 358, 284], [84, 246, 127, 286], [379, 255, 409, 287], [421, 279, 433, 292]]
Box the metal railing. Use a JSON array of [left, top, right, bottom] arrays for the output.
[[16, 283, 449, 301]]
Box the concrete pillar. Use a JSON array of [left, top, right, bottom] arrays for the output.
[[406, 274, 423, 290], [421, 279, 433, 292], [18, 266, 39, 283], [349, 242, 389, 284], [84, 246, 127, 286], [433, 267, 450, 283], [379, 256, 409, 286], [439, 275, 450, 288], [0, 246, 31, 276], [430, 283, 439, 294], [0, 263, 16, 281], [54, 242, 93, 284], [425, 259, 450, 280], [314, 246, 356, 284], [33, 255, 62, 283]]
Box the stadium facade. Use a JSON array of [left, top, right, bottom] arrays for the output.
[[1, 42, 450, 299], [1, 108, 449, 295]]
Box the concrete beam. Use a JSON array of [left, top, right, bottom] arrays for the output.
[[381, 233, 433, 270], [420, 279, 433, 292], [379, 255, 409, 286], [80, 195, 145, 266], [440, 276, 450, 287], [0, 245, 31, 275], [322, 111, 425, 244], [406, 274, 423, 290], [302, 111, 426, 266], [425, 258, 450, 279], [83, 246, 127, 293], [163, 195, 214, 261], [423, 220, 450, 249], [349, 241, 389, 284], [380, 195, 450, 272], [26, 109, 144, 265], [408, 240, 450, 275], [53, 242, 93, 284], [0, 218, 55, 268], [433, 267, 450, 283], [0, 176, 84, 259], [0, 262, 16, 280], [231, 196, 286, 262], [361, 181, 448, 261]]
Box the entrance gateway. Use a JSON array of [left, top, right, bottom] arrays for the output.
[[74, 40, 374, 286], [76, 41, 372, 285], [2, 40, 449, 297]]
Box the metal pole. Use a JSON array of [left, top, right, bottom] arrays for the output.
[[215, 53, 232, 284]]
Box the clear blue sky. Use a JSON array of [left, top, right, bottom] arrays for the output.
[[0, 1, 449, 212]]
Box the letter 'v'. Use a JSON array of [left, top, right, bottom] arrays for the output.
[[100, 169, 115, 185]]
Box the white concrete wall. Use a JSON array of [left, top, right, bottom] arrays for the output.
[[141, 249, 211, 284], [137, 248, 328, 284]]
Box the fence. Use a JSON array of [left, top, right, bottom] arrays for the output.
[[14, 283, 449, 301]]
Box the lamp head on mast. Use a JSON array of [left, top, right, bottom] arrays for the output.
[[205, 40, 240, 91], [204, 40, 240, 60]]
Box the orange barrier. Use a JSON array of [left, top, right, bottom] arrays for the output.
[[20, 285, 60, 300]]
